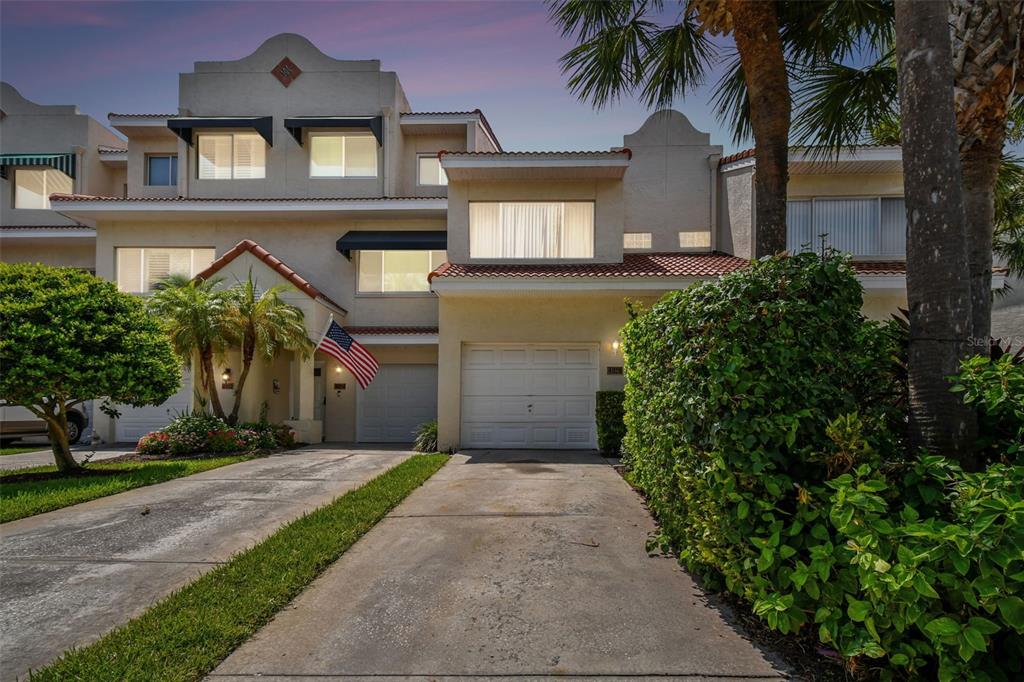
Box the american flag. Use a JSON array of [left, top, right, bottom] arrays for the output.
[[317, 320, 379, 389]]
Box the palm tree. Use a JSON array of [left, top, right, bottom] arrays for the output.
[[950, 0, 1023, 342], [148, 274, 232, 420], [224, 272, 313, 425], [548, 0, 893, 257], [893, 0, 976, 462], [792, 2, 1023, 342]]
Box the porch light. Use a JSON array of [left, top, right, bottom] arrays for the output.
[[335, 366, 343, 373], [221, 368, 232, 381], [611, 340, 621, 353]]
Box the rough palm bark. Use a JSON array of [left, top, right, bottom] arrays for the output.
[[895, 0, 976, 464], [950, 0, 1023, 347], [200, 347, 226, 420], [725, 0, 791, 256]]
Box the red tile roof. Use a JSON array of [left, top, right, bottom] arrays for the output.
[[428, 255, 997, 281], [97, 146, 127, 154], [718, 148, 756, 165], [439, 149, 632, 160], [108, 112, 176, 118], [194, 239, 346, 313], [49, 194, 444, 203], [429, 253, 750, 281], [345, 326, 438, 336], [0, 224, 93, 230]]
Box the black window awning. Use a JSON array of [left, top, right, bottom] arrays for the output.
[[167, 117, 274, 146], [336, 230, 446, 259], [284, 117, 383, 146], [0, 153, 76, 179]]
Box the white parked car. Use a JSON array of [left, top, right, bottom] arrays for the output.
[[0, 403, 87, 446]]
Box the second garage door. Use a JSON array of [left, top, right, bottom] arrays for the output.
[[115, 367, 194, 443], [357, 364, 438, 443], [461, 344, 598, 449]]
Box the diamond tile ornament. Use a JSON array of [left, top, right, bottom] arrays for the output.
[[272, 57, 302, 87]]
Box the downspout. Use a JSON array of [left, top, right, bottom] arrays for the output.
[[707, 153, 721, 252]]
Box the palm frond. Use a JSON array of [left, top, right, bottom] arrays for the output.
[[547, 0, 640, 40], [559, 17, 656, 107], [710, 56, 751, 145], [791, 53, 898, 157], [780, 0, 894, 65], [639, 16, 714, 108]]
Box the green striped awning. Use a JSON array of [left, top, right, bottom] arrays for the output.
[[0, 153, 76, 179]]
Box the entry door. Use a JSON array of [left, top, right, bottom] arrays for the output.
[[356, 365, 438, 443], [461, 344, 598, 449]]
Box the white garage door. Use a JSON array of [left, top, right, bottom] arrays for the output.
[[461, 344, 598, 449], [357, 365, 438, 443], [115, 368, 193, 443]]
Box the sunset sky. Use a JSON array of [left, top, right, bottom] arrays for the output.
[[0, 0, 742, 152]]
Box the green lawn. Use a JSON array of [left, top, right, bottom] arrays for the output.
[[30, 453, 448, 682], [0, 456, 251, 523], [0, 446, 44, 456]]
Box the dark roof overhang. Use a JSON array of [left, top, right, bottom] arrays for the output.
[[335, 230, 446, 259], [167, 117, 274, 146], [284, 117, 383, 146]]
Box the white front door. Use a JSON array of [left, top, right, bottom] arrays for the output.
[[356, 364, 438, 443], [115, 367, 193, 443], [461, 344, 599, 449]]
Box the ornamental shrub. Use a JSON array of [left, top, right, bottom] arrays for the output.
[[595, 391, 626, 454], [413, 420, 439, 453], [621, 253, 1024, 678], [136, 432, 170, 455]]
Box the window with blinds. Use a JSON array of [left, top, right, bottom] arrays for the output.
[[787, 197, 906, 258], [623, 232, 652, 249], [116, 248, 216, 293], [309, 133, 378, 178], [197, 133, 265, 179], [357, 250, 446, 293], [469, 201, 595, 259]]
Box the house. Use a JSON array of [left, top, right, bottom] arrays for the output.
[[0, 82, 126, 271], [40, 33, 1011, 450]]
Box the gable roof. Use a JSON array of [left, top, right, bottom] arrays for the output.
[[194, 239, 347, 315]]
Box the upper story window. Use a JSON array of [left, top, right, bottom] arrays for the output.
[[417, 155, 447, 186], [116, 247, 215, 294], [623, 232, 651, 249], [146, 155, 178, 186], [197, 133, 265, 179], [13, 168, 73, 209], [469, 201, 594, 259], [679, 232, 711, 249], [309, 132, 378, 178], [787, 197, 905, 258], [357, 250, 447, 294]]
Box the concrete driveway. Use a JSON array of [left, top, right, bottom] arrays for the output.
[[211, 451, 787, 681], [0, 446, 412, 681]]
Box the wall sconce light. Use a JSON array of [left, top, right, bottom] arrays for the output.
[[272, 378, 281, 394], [335, 365, 343, 374], [221, 368, 232, 382], [611, 340, 621, 354]]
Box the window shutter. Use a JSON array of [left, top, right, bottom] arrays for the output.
[[198, 136, 232, 179], [116, 248, 143, 293], [233, 134, 265, 179], [144, 251, 171, 290]]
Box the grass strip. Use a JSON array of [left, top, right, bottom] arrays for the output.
[[1, 456, 251, 523], [0, 446, 44, 456], [29, 453, 449, 682]]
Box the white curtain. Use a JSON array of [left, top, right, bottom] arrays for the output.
[[469, 202, 594, 258]]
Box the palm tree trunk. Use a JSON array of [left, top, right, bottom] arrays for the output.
[[950, 0, 1023, 345], [894, 0, 976, 465], [228, 336, 255, 426], [201, 347, 227, 420], [726, 0, 791, 257]]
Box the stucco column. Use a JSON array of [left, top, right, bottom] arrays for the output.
[[285, 353, 322, 444], [436, 298, 461, 451]]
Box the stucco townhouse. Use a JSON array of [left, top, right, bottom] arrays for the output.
[[2, 33, 1016, 451]]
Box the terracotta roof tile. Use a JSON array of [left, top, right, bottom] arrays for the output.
[[194, 239, 347, 314], [429, 253, 749, 280], [429, 255, 1001, 281], [0, 224, 93, 230], [345, 326, 438, 335], [108, 112, 176, 118], [97, 146, 127, 154], [719, 144, 900, 167], [439, 150, 630, 158]]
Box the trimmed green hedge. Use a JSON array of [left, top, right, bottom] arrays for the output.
[[621, 253, 1024, 680], [596, 390, 626, 454]]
